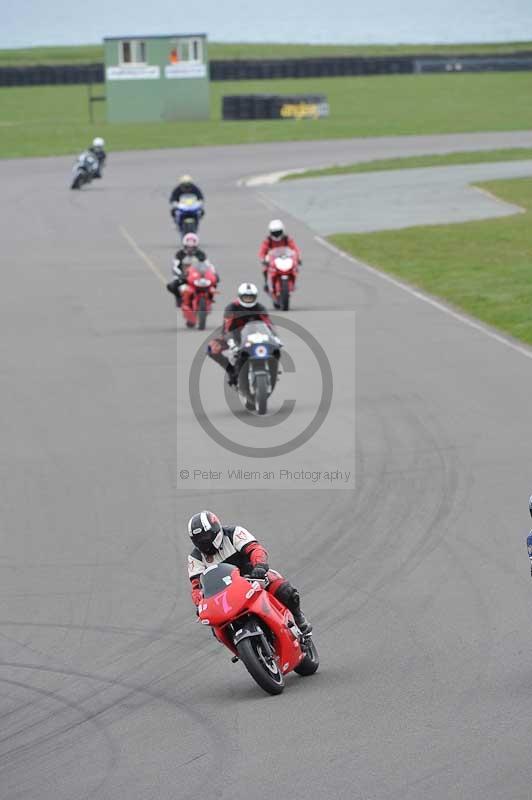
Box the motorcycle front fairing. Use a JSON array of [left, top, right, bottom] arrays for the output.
[[238, 322, 279, 395], [198, 564, 304, 672], [268, 247, 298, 284]]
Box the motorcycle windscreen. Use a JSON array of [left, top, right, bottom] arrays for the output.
[[178, 194, 202, 209], [269, 246, 295, 259], [240, 321, 273, 350], [200, 563, 239, 598]]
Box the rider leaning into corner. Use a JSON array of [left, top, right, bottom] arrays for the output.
[[88, 137, 106, 178], [525, 496, 532, 575], [187, 511, 312, 633], [258, 219, 302, 292], [206, 282, 281, 385], [169, 174, 205, 222], [166, 232, 217, 307]]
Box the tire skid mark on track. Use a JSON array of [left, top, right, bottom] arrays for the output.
[[0, 676, 119, 800], [0, 661, 230, 800]]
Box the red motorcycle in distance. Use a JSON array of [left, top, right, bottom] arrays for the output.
[[266, 246, 299, 311], [198, 563, 318, 695], [181, 261, 219, 330]]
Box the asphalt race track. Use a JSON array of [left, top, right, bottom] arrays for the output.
[[1, 131, 532, 800], [261, 160, 532, 234]]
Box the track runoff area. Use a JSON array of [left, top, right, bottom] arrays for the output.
[[1, 130, 532, 800]]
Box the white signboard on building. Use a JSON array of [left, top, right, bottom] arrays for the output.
[[107, 66, 160, 80], [164, 63, 207, 79]]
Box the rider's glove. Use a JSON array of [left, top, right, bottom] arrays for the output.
[[250, 563, 269, 580], [261, 257, 269, 266], [227, 339, 239, 356], [273, 335, 283, 347]]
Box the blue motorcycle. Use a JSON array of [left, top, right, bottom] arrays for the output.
[[171, 194, 204, 236], [235, 321, 282, 414]]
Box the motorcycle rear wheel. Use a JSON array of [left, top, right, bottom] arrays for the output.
[[197, 295, 207, 330], [255, 373, 268, 415], [280, 280, 290, 311], [236, 636, 284, 695], [294, 637, 319, 676]]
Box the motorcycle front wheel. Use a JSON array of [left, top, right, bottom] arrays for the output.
[[280, 279, 290, 311], [294, 637, 319, 676], [197, 295, 207, 330], [255, 373, 268, 415], [70, 171, 83, 190], [183, 217, 198, 234], [236, 636, 284, 695]]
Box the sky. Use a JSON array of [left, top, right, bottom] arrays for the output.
[[3, 0, 532, 49]]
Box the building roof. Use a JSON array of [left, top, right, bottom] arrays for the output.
[[104, 34, 207, 41]]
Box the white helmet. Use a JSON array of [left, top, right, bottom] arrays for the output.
[[237, 282, 258, 308], [268, 219, 285, 240], [180, 174, 193, 184], [182, 232, 199, 252], [92, 137, 105, 149]]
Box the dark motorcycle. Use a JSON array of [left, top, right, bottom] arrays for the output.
[[234, 321, 281, 415], [70, 151, 99, 190]]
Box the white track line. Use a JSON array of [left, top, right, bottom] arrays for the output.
[[119, 224, 166, 286], [237, 168, 309, 187], [315, 235, 532, 362]]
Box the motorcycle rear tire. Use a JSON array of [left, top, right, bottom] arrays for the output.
[[280, 280, 290, 311], [236, 636, 284, 695], [197, 296, 207, 330], [255, 373, 268, 415], [294, 637, 319, 676]]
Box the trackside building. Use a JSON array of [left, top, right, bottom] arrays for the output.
[[104, 34, 209, 122]]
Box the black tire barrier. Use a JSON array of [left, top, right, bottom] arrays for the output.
[[0, 63, 104, 87], [414, 55, 532, 73], [1, 52, 532, 87], [222, 94, 329, 121], [211, 56, 414, 81]]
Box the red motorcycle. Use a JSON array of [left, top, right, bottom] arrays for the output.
[[266, 246, 299, 311], [198, 562, 318, 695], [181, 261, 218, 330]]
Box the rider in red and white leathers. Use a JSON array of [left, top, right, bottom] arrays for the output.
[[187, 511, 312, 633], [258, 219, 302, 291]]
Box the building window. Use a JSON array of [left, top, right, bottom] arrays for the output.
[[190, 38, 203, 63], [119, 40, 147, 65], [173, 37, 203, 64]]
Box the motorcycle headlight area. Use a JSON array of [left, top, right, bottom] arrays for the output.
[[275, 258, 293, 271], [252, 344, 269, 358], [194, 278, 212, 287]]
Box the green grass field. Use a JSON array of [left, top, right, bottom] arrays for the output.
[[2, 72, 532, 159], [330, 177, 532, 345], [283, 149, 532, 179], [1, 41, 532, 65]]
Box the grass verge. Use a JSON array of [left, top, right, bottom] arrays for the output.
[[330, 177, 532, 345], [2, 72, 532, 159], [283, 148, 532, 180], [1, 41, 532, 65]]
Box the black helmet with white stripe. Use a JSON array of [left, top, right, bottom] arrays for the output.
[[188, 510, 223, 555]]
